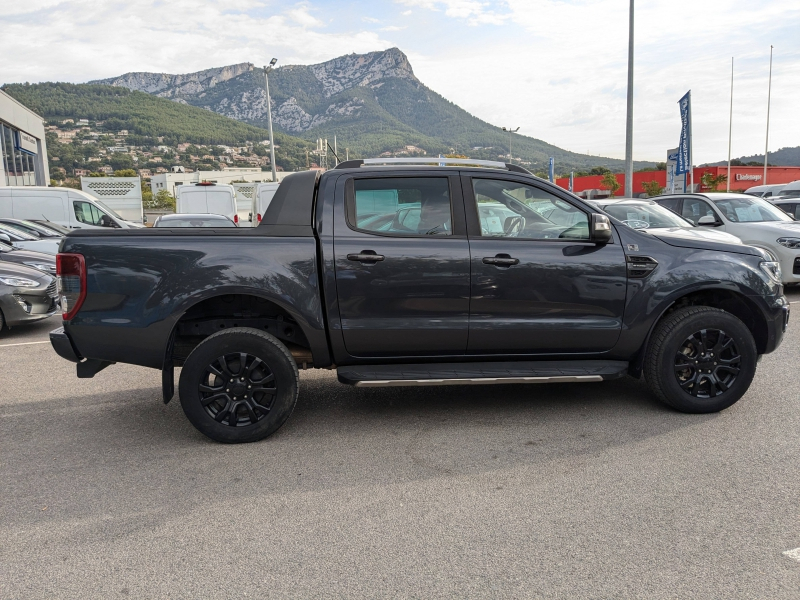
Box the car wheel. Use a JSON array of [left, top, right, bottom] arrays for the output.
[[644, 306, 757, 413], [179, 327, 299, 443]]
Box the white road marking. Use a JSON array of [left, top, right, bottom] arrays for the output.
[[0, 341, 50, 348], [784, 548, 800, 562]]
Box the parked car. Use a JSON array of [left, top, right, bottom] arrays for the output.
[[0, 218, 63, 239], [652, 192, 800, 284], [152, 214, 238, 228], [176, 183, 238, 224], [744, 183, 787, 198], [0, 240, 56, 274], [776, 180, 800, 198], [0, 262, 58, 333], [0, 225, 60, 254], [50, 158, 789, 443], [31, 220, 71, 236], [769, 198, 800, 220], [588, 199, 743, 245], [0, 187, 144, 230]]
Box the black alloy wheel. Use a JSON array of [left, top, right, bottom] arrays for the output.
[[673, 329, 741, 398], [200, 352, 277, 427], [645, 306, 757, 413], [179, 328, 299, 443]]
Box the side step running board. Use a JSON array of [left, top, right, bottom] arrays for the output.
[[338, 360, 628, 388]]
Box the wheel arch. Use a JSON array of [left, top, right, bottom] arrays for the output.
[[629, 286, 769, 378]]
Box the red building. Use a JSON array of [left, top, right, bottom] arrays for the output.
[[555, 166, 800, 197]]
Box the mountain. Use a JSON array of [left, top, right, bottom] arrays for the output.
[[1, 82, 313, 171], [92, 49, 652, 173], [702, 146, 800, 167]]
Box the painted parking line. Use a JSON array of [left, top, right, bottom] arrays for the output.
[[784, 548, 800, 562], [0, 341, 51, 348]]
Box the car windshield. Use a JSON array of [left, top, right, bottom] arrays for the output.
[[0, 222, 37, 240], [93, 200, 125, 221], [712, 196, 792, 223], [156, 216, 235, 228], [600, 202, 693, 229]]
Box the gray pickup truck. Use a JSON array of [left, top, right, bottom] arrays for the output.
[[50, 158, 789, 443]]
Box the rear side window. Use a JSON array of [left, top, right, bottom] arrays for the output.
[[348, 177, 452, 236], [656, 197, 681, 213]]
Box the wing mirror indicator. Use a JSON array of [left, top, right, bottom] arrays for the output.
[[591, 213, 612, 244]]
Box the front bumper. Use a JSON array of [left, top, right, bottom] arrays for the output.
[[762, 295, 790, 355], [0, 290, 59, 327]]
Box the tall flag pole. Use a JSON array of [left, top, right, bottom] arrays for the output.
[[727, 57, 734, 192], [548, 157, 555, 183], [764, 45, 773, 185]]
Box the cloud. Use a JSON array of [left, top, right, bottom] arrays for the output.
[[381, 25, 405, 31], [362, 16, 381, 23], [394, 0, 510, 25]]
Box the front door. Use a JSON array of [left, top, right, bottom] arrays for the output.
[[333, 174, 471, 358], [464, 176, 627, 354]]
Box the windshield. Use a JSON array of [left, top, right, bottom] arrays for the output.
[[0, 223, 38, 240], [93, 200, 125, 221], [600, 203, 693, 229], [712, 196, 792, 223]]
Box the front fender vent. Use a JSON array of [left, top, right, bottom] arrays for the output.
[[627, 255, 658, 278]]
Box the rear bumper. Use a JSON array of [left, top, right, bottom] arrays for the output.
[[50, 326, 81, 363]]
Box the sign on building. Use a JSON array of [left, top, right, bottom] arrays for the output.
[[15, 130, 38, 155]]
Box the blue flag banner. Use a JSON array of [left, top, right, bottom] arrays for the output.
[[676, 91, 691, 175], [548, 157, 555, 182]]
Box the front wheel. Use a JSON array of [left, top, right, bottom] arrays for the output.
[[644, 306, 757, 413], [179, 328, 299, 443]]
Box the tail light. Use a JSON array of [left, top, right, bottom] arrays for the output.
[[56, 253, 86, 320], [257, 213, 262, 223], [233, 214, 239, 224]]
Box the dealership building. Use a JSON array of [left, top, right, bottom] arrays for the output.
[[0, 89, 49, 187]]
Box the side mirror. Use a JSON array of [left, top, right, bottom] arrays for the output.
[[0, 233, 11, 243], [590, 213, 612, 244], [697, 215, 718, 226]]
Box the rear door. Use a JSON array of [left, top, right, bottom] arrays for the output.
[[464, 175, 627, 354], [332, 173, 471, 357], [179, 189, 208, 214], [206, 190, 235, 219]]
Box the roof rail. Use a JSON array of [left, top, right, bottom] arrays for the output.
[[333, 157, 533, 175]]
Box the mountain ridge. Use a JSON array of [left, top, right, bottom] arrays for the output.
[[90, 48, 653, 173]]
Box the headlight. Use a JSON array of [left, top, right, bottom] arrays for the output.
[[776, 237, 800, 249], [24, 262, 56, 273], [760, 260, 782, 283], [0, 276, 40, 287]]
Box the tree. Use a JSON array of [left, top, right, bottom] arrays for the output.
[[701, 172, 727, 191], [145, 189, 176, 210], [114, 169, 137, 177], [600, 172, 621, 196], [642, 180, 665, 197], [591, 166, 613, 176]]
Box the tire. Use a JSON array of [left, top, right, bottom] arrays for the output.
[[179, 327, 299, 443], [644, 306, 757, 413]]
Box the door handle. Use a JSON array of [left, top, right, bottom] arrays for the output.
[[347, 251, 385, 263], [483, 254, 519, 267]]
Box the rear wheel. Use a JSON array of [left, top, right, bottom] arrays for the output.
[[179, 328, 299, 443], [644, 306, 757, 413]]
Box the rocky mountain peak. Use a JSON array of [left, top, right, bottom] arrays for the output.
[[91, 62, 254, 97], [307, 47, 417, 97]]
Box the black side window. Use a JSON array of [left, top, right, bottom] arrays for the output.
[[657, 197, 681, 213], [348, 177, 452, 236]]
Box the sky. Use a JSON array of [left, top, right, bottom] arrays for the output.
[[2, 0, 799, 163]]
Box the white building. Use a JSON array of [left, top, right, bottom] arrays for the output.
[[150, 168, 291, 197], [0, 89, 50, 186]]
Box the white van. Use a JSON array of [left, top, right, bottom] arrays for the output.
[[745, 183, 789, 198], [80, 176, 144, 224], [0, 187, 144, 230], [253, 182, 281, 224], [176, 183, 238, 224]]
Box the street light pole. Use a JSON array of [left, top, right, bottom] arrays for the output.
[[502, 126, 519, 163], [263, 58, 278, 183], [624, 0, 634, 197], [764, 45, 773, 185]]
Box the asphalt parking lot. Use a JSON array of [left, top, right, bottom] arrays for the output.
[[2, 290, 800, 598]]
